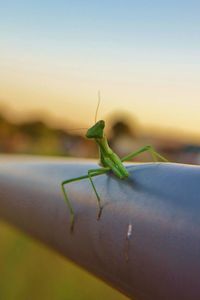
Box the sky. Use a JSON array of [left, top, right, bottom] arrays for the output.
[[0, 0, 200, 137]]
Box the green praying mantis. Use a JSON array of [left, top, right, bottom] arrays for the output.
[[61, 94, 167, 232]]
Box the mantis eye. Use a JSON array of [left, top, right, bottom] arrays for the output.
[[86, 120, 105, 139]]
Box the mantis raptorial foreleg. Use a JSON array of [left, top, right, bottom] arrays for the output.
[[121, 145, 168, 163], [61, 167, 109, 232]]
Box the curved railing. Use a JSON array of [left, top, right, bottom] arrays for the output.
[[0, 156, 200, 300]]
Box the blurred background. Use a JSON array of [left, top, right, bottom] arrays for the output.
[[1, 0, 200, 299]]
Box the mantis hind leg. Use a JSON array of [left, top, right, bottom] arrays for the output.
[[61, 174, 89, 232], [121, 145, 168, 162]]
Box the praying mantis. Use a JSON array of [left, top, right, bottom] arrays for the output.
[[61, 94, 167, 232]]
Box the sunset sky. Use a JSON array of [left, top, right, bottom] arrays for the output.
[[1, 1, 200, 137]]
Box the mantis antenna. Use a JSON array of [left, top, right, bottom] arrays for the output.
[[67, 128, 88, 131], [68, 91, 101, 132], [95, 91, 101, 123]]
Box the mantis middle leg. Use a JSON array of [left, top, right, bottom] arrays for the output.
[[121, 145, 168, 163], [61, 167, 109, 232], [88, 167, 110, 219]]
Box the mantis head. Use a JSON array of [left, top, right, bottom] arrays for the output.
[[86, 120, 105, 139]]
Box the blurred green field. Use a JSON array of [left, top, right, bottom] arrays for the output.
[[0, 221, 129, 300]]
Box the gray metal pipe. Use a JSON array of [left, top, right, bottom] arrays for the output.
[[0, 156, 200, 300]]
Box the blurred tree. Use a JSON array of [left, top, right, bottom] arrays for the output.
[[109, 115, 139, 157], [111, 120, 135, 138]]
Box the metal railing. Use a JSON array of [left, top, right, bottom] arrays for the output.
[[0, 155, 200, 300]]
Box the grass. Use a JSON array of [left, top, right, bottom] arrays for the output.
[[0, 221, 129, 300]]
